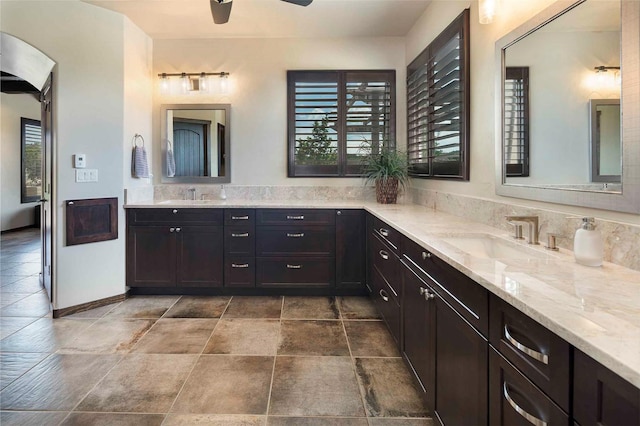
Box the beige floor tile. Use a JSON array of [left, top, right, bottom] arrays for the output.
[[354, 358, 427, 418], [269, 356, 365, 417], [171, 355, 273, 414], [282, 297, 340, 320], [368, 419, 435, 426], [65, 302, 121, 319], [204, 319, 279, 355], [60, 412, 165, 425], [0, 353, 120, 410], [76, 353, 197, 413], [105, 296, 180, 319], [132, 319, 217, 354], [337, 297, 381, 320], [344, 321, 400, 357], [267, 417, 368, 426], [0, 293, 31, 307], [1, 276, 44, 293], [0, 352, 49, 390], [0, 411, 69, 426], [278, 320, 349, 356], [0, 318, 94, 353], [0, 292, 51, 317], [163, 414, 265, 425], [58, 318, 155, 354], [164, 296, 231, 318], [223, 296, 282, 319], [0, 316, 39, 339]]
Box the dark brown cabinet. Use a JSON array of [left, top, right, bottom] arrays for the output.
[[336, 209, 365, 289], [574, 349, 640, 426], [126, 208, 223, 288], [224, 209, 256, 288]]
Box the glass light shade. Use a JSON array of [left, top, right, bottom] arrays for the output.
[[479, 0, 499, 24], [220, 74, 229, 94], [199, 73, 209, 93], [180, 73, 189, 94], [159, 74, 170, 95]]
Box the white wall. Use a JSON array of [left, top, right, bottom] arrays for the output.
[[0, 93, 41, 231], [1, 1, 152, 309], [153, 37, 406, 185], [406, 0, 639, 225]]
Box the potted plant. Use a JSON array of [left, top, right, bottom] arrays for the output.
[[362, 147, 410, 204]]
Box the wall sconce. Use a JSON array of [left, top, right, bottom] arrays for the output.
[[594, 66, 621, 87], [479, 0, 500, 24], [158, 72, 231, 95]]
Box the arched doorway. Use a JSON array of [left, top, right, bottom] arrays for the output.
[[1, 32, 56, 303]]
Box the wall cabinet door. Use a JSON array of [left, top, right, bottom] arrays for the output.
[[127, 226, 176, 287], [336, 209, 365, 289], [176, 226, 223, 287], [402, 262, 436, 411]]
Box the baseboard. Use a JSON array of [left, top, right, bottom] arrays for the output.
[[1, 225, 39, 234], [53, 293, 126, 318]]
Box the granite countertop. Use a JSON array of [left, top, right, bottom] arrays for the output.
[[125, 199, 640, 388]]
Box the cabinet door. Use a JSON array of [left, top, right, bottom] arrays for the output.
[[336, 209, 365, 289], [176, 226, 223, 287], [401, 262, 436, 411], [574, 349, 640, 426], [435, 295, 488, 426], [127, 226, 175, 287]]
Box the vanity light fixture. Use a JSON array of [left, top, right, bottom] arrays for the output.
[[479, 0, 500, 24], [158, 71, 231, 95], [594, 65, 621, 86]]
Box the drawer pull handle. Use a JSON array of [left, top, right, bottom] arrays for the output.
[[422, 251, 431, 259], [503, 383, 548, 426], [379, 250, 389, 260], [169, 227, 175, 233], [379, 289, 389, 302], [231, 263, 249, 268], [504, 325, 549, 365], [419, 287, 426, 295], [286, 264, 302, 269], [287, 215, 304, 220], [287, 233, 304, 238], [231, 215, 249, 220], [379, 228, 389, 237], [231, 233, 249, 238], [424, 290, 435, 301], [172, 209, 178, 214]]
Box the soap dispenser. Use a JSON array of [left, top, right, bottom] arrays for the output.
[[573, 217, 603, 267], [219, 185, 227, 200]]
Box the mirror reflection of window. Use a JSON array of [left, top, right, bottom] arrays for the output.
[[590, 99, 621, 182], [504, 67, 529, 177], [21, 117, 42, 203]]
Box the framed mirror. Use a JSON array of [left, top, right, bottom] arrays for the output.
[[161, 103, 230, 184], [495, 0, 640, 214]]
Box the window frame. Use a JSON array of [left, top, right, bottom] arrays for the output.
[[21, 117, 42, 204], [287, 69, 396, 178], [406, 9, 470, 180]]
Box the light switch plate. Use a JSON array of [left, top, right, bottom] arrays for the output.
[[75, 169, 98, 183]]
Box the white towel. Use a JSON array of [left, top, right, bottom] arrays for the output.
[[132, 146, 149, 178], [166, 140, 176, 177]]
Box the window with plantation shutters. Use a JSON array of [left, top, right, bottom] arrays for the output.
[[407, 9, 470, 180], [504, 67, 530, 177], [288, 70, 395, 177]]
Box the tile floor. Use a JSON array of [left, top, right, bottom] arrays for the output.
[[1, 229, 432, 425]]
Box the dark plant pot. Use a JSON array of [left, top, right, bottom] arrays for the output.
[[376, 178, 399, 204]]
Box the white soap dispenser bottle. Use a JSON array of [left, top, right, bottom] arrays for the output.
[[573, 217, 603, 267], [220, 184, 227, 200]]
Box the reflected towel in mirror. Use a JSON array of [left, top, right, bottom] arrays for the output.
[[166, 139, 176, 177]]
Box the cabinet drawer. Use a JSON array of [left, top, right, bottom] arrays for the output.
[[371, 216, 400, 252], [224, 257, 255, 288], [256, 227, 334, 256], [128, 208, 223, 225], [257, 209, 335, 226], [402, 236, 488, 336], [224, 209, 255, 226], [371, 234, 401, 302], [372, 266, 401, 344], [489, 296, 570, 412], [489, 348, 568, 426], [224, 227, 255, 256], [256, 257, 334, 287]]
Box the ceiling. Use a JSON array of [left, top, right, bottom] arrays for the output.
[[83, 0, 432, 39]]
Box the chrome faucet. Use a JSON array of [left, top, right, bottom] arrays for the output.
[[505, 215, 540, 245], [186, 187, 196, 200]]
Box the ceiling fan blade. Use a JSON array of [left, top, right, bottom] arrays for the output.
[[210, 0, 232, 24], [281, 0, 313, 6]]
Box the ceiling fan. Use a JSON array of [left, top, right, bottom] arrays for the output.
[[210, 0, 313, 24]]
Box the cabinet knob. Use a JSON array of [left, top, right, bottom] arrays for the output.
[[419, 287, 426, 295], [169, 228, 175, 233], [379, 289, 389, 302], [424, 291, 435, 301], [175, 227, 181, 233], [172, 209, 178, 214], [379, 228, 389, 237], [337, 210, 342, 215], [379, 250, 389, 260], [422, 251, 431, 259]]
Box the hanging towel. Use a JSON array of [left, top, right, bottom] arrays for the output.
[[166, 139, 176, 177], [131, 134, 149, 178]]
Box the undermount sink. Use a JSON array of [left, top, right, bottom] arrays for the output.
[[440, 234, 549, 260]]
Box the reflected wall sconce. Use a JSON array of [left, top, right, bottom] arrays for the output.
[[479, 0, 500, 24], [594, 66, 621, 86], [158, 72, 231, 95]]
